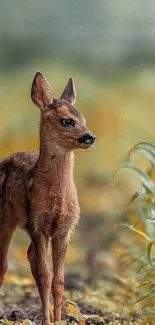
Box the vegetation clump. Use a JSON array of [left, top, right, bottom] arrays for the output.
[[116, 142, 155, 324]]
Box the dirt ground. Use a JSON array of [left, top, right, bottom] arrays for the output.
[[0, 274, 144, 325]]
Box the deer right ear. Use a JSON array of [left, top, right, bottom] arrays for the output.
[[60, 78, 76, 105], [31, 72, 54, 110]]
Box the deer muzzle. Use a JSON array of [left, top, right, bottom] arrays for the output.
[[78, 133, 96, 148]]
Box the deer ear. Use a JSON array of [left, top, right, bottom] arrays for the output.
[[31, 72, 53, 110], [60, 78, 76, 105]]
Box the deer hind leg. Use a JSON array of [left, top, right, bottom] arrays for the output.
[[0, 215, 17, 288], [27, 234, 53, 325], [52, 236, 68, 322]]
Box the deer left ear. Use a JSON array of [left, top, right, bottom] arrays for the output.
[[60, 78, 76, 105], [31, 72, 54, 110]]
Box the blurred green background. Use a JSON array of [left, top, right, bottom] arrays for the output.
[[1, 0, 155, 282]]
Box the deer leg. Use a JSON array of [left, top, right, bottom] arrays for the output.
[[0, 219, 16, 288], [52, 236, 68, 322], [27, 234, 52, 325]]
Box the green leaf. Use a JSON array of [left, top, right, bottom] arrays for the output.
[[114, 223, 152, 241], [147, 241, 155, 264], [133, 294, 150, 306], [126, 142, 155, 169], [141, 271, 155, 282], [135, 263, 151, 274], [128, 142, 155, 156], [125, 187, 147, 210], [119, 165, 155, 193]]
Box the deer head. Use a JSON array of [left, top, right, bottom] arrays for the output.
[[31, 72, 96, 152]]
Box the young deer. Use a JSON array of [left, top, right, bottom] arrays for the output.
[[0, 72, 96, 324]]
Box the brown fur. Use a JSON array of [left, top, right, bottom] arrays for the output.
[[0, 72, 95, 324]]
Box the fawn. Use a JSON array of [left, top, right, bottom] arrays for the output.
[[0, 72, 96, 324]]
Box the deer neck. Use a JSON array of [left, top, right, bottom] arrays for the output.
[[36, 142, 74, 189]]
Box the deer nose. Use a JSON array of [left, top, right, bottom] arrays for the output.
[[78, 133, 96, 145]]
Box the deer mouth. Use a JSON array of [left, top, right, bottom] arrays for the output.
[[78, 134, 96, 148]]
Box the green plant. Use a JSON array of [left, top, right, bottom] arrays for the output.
[[115, 142, 155, 324]]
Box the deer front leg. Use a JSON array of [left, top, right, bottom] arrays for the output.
[[52, 236, 68, 322], [27, 233, 53, 325]]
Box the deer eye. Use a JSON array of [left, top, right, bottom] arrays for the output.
[[60, 119, 75, 127]]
